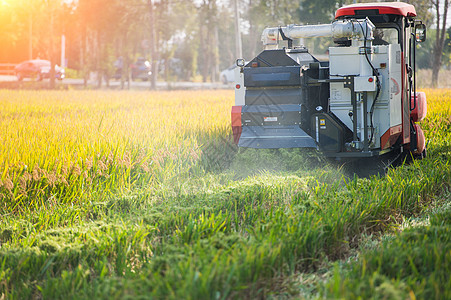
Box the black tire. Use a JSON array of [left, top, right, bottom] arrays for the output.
[[36, 73, 43, 81], [417, 148, 427, 160]]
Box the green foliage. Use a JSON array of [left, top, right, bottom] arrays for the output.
[[0, 89, 450, 298], [63, 68, 82, 79], [417, 29, 436, 69], [298, 0, 339, 24], [321, 207, 451, 299], [2, 148, 450, 298], [1, 0, 446, 83]]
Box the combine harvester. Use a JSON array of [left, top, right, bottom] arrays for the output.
[[231, 2, 427, 171]]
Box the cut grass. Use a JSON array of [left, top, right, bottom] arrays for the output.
[[320, 197, 451, 300]]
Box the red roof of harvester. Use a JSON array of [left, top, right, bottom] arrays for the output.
[[335, 2, 416, 19]]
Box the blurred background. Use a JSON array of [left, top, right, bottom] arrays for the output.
[[0, 0, 449, 88]]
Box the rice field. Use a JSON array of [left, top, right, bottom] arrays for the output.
[[0, 88, 450, 299], [0, 90, 231, 214]]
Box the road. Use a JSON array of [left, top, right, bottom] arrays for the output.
[[0, 75, 231, 90]]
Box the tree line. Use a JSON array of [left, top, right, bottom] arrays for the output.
[[1, 0, 449, 88]]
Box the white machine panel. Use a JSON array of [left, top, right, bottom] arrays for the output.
[[234, 67, 245, 105], [329, 44, 401, 149], [388, 44, 402, 128], [329, 47, 360, 76], [354, 76, 377, 92]]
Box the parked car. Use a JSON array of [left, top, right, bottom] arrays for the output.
[[14, 59, 65, 81], [130, 57, 151, 81], [220, 62, 246, 84]]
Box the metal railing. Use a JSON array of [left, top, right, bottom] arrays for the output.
[[0, 63, 17, 75]]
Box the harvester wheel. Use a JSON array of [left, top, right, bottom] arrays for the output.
[[421, 148, 427, 159]]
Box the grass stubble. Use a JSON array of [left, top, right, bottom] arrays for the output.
[[0, 88, 449, 299]]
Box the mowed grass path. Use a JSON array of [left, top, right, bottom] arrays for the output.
[[0, 89, 450, 299]]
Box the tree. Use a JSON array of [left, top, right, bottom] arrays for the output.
[[444, 27, 451, 68], [298, 0, 340, 24], [431, 0, 449, 87], [172, 2, 201, 80], [44, 0, 58, 89], [70, 0, 148, 88], [0, 1, 25, 62], [244, 0, 303, 59]]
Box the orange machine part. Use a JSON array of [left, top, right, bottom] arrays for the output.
[[231, 106, 242, 144], [413, 124, 425, 154], [380, 125, 402, 150], [410, 92, 427, 122]]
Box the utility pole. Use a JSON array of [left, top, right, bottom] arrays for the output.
[[61, 35, 65, 68], [49, 10, 55, 89], [233, 0, 243, 59], [29, 12, 33, 60], [148, 0, 157, 90]]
